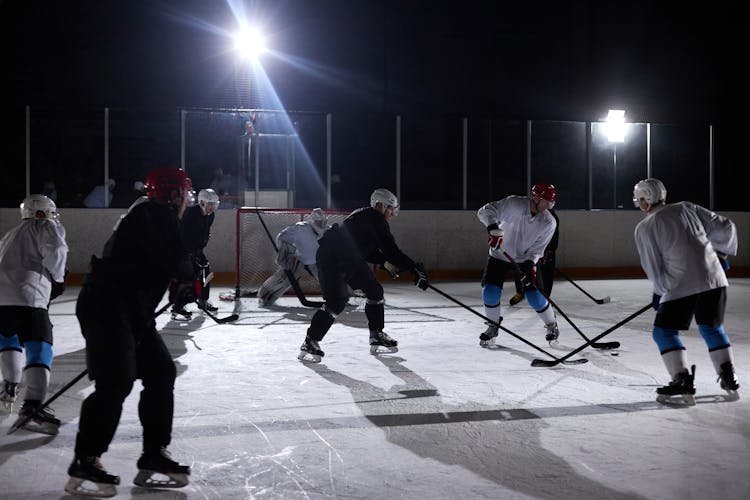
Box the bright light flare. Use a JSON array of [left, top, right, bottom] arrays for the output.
[[604, 109, 627, 143], [234, 28, 266, 60]]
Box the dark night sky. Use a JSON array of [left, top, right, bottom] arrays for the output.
[[1, 0, 739, 124]]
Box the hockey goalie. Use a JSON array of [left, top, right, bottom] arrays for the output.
[[258, 208, 329, 306]]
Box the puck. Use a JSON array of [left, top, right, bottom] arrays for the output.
[[610, 352, 619, 356]]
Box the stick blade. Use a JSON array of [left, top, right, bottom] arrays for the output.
[[531, 358, 559, 367], [596, 296, 612, 304], [592, 341, 620, 350]]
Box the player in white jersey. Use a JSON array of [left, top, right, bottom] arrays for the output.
[[258, 208, 329, 306], [633, 178, 739, 405], [476, 183, 559, 346], [0, 194, 68, 434]]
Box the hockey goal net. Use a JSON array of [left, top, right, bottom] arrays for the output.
[[230, 207, 351, 300]]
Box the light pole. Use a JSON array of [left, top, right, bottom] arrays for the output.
[[605, 109, 626, 208]]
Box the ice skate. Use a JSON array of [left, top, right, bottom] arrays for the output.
[[509, 292, 524, 306], [170, 306, 192, 321], [717, 361, 740, 400], [656, 365, 696, 406], [64, 455, 120, 498], [1, 380, 18, 414], [545, 322, 560, 346], [298, 336, 324, 363], [369, 331, 398, 354], [133, 447, 191, 489], [197, 299, 218, 312], [12, 399, 60, 435], [479, 322, 499, 347]]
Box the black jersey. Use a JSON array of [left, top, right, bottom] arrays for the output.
[[343, 207, 415, 271], [88, 200, 185, 333], [181, 204, 214, 253]]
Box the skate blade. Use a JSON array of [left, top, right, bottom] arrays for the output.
[[656, 393, 696, 406], [479, 338, 497, 347], [547, 338, 560, 347], [370, 345, 398, 355], [298, 351, 322, 363], [64, 477, 117, 498], [0, 401, 13, 414], [133, 470, 189, 489], [723, 389, 740, 401]]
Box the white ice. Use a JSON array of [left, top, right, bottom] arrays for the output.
[[1, 278, 749, 499]]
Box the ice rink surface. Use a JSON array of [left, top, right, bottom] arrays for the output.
[[1, 278, 749, 499]]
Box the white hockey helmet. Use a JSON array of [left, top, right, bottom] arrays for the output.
[[308, 207, 328, 229], [198, 188, 220, 213], [632, 178, 667, 207], [370, 188, 399, 215], [20, 194, 58, 221]]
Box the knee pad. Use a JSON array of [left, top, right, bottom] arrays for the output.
[[525, 290, 548, 311], [482, 284, 502, 307], [0, 334, 23, 352], [652, 326, 684, 354], [697, 324, 731, 351], [24, 340, 54, 369]]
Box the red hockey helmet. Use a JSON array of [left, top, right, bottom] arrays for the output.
[[531, 183, 556, 204], [144, 167, 193, 202]]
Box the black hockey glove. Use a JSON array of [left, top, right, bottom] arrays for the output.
[[412, 262, 429, 290], [50, 269, 68, 301], [652, 293, 661, 311], [50, 281, 65, 300], [518, 260, 537, 290]]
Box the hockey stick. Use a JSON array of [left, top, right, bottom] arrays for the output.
[[154, 300, 173, 318], [427, 284, 588, 366], [255, 209, 324, 308], [501, 250, 619, 350], [8, 369, 88, 435], [530, 303, 652, 367], [8, 301, 180, 435], [198, 305, 239, 324], [555, 268, 611, 304]]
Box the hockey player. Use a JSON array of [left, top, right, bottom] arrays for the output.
[[65, 167, 192, 497], [0, 194, 68, 434], [476, 183, 559, 347], [258, 208, 329, 306], [171, 188, 220, 320], [633, 178, 739, 405], [299, 188, 429, 362], [509, 208, 559, 305]]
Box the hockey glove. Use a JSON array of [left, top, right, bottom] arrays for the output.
[[518, 260, 537, 290], [652, 293, 661, 311], [383, 261, 400, 279], [50, 269, 68, 300], [717, 253, 730, 273], [50, 281, 65, 300], [486, 224, 504, 251], [413, 262, 429, 291]]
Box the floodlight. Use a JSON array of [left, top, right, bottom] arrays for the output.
[[234, 28, 266, 60], [605, 109, 626, 143]]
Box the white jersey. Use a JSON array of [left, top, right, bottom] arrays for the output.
[[634, 201, 737, 302], [0, 219, 69, 308], [477, 195, 557, 264], [276, 222, 326, 266]]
